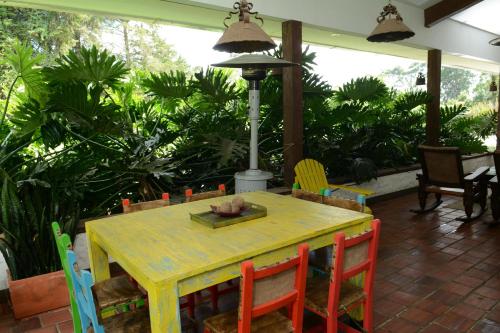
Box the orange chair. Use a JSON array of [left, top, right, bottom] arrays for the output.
[[204, 243, 309, 333], [305, 219, 381, 333], [122, 193, 171, 213]]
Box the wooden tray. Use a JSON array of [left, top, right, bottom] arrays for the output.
[[190, 202, 267, 228]]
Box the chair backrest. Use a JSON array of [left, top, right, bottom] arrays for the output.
[[291, 188, 322, 203], [494, 150, 500, 176], [67, 250, 104, 333], [51, 223, 82, 333], [238, 244, 309, 333], [185, 184, 226, 203], [328, 219, 381, 316], [294, 159, 329, 194], [418, 145, 464, 188], [292, 189, 363, 212], [122, 193, 170, 213]]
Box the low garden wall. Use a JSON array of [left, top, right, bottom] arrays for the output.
[[0, 153, 493, 290]]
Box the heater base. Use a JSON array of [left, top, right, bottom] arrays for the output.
[[235, 170, 273, 194]]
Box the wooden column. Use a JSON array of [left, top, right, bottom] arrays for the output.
[[282, 20, 303, 186], [426, 49, 442, 146], [497, 73, 500, 150]]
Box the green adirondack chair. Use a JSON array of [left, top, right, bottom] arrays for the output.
[[52, 222, 82, 333]]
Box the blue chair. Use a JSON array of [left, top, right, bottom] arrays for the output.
[[67, 250, 151, 332]]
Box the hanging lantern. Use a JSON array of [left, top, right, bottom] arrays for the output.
[[416, 72, 426, 86], [367, 2, 415, 43], [213, 1, 276, 53], [490, 37, 500, 46], [490, 77, 498, 92]]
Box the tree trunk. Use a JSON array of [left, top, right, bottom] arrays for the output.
[[122, 20, 132, 67]]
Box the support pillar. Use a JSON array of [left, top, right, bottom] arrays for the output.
[[282, 20, 303, 186], [496, 73, 500, 150], [426, 49, 442, 146]]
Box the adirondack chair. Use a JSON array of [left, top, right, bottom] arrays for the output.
[[122, 193, 171, 213], [294, 159, 374, 197], [411, 145, 489, 222], [52, 223, 145, 330], [185, 184, 237, 313], [66, 250, 151, 333]]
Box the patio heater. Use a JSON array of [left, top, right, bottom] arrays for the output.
[[213, 55, 296, 193], [212, 1, 297, 193]]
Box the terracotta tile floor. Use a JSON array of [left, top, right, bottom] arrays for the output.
[[1, 192, 500, 332]]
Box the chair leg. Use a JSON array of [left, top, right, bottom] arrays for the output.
[[491, 183, 500, 221], [326, 314, 338, 333], [418, 188, 428, 210], [187, 293, 195, 318], [363, 298, 373, 333], [209, 285, 219, 313]]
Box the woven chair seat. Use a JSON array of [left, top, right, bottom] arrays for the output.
[[204, 310, 294, 333], [305, 276, 365, 316], [93, 275, 144, 310], [102, 307, 151, 332]]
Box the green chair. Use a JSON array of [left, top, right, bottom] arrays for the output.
[[52, 222, 82, 333]]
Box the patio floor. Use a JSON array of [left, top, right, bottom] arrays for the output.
[[1, 192, 500, 333]]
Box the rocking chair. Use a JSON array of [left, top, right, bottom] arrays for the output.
[[411, 145, 489, 222]]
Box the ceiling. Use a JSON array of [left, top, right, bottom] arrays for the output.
[[452, 0, 500, 36], [397, 0, 442, 9]]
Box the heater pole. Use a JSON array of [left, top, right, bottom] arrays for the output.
[[249, 80, 260, 170]]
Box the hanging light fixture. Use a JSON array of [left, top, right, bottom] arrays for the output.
[[212, 54, 296, 193], [416, 72, 426, 86], [367, 1, 415, 43], [490, 76, 498, 92], [490, 37, 500, 46], [213, 0, 276, 53]]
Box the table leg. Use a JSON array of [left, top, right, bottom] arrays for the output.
[[86, 230, 110, 282], [149, 282, 181, 333]]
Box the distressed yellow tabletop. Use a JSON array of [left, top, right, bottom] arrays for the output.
[[86, 191, 372, 333]]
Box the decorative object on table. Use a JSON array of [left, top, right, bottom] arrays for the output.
[[416, 72, 426, 86], [204, 243, 309, 333], [212, 55, 296, 193], [305, 219, 381, 333], [191, 202, 267, 228], [210, 195, 247, 217], [213, 0, 276, 53], [294, 159, 374, 197], [66, 250, 151, 333], [367, 1, 415, 43], [410, 145, 489, 222], [122, 193, 170, 213], [185, 184, 226, 203]]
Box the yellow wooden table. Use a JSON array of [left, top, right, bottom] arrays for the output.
[[86, 191, 372, 333]]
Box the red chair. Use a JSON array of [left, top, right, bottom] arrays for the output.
[[204, 243, 309, 333], [305, 219, 381, 333]]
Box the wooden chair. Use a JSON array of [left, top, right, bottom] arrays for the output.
[[185, 184, 226, 203], [66, 250, 151, 333], [122, 193, 171, 213], [294, 159, 374, 197], [411, 145, 489, 222], [489, 151, 500, 222], [204, 244, 309, 333], [52, 223, 146, 325], [305, 219, 381, 333], [291, 188, 369, 273]]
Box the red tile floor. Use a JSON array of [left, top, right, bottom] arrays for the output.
[[1, 192, 500, 332]]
